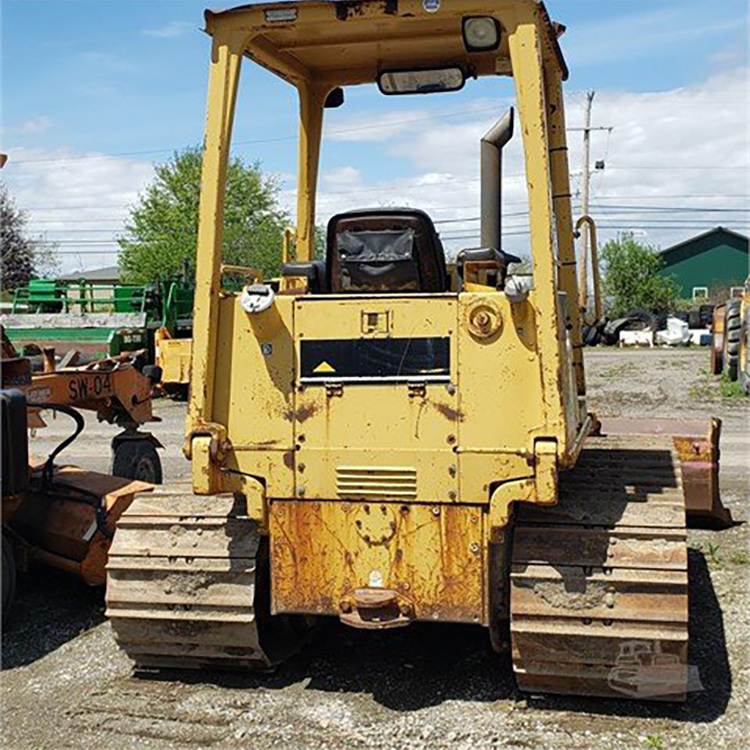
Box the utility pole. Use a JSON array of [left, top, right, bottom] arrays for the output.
[[579, 90, 595, 311], [570, 92, 612, 316]]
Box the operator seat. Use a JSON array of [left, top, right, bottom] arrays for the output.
[[326, 208, 448, 293]]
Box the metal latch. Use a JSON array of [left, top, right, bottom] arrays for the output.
[[326, 383, 343, 398], [408, 382, 426, 398]]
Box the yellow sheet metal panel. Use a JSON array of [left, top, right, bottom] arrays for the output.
[[227, 448, 296, 502], [457, 292, 543, 453], [159, 338, 191, 386], [270, 500, 485, 623], [293, 386, 460, 450], [294, 448, 457, 504], [212, 295, 296, 450], [294, 296, 457, 343], [458, 451, 531, 503], [292, 296, 460, 501]]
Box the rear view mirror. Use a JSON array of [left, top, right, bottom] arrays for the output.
[[324, 87, 345, 108], [378, 67, 465, 95]]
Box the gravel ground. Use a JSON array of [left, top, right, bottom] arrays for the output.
[[2, 348, 748, 750]]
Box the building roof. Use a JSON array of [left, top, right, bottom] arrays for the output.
[[660, 226, 749, 256], [59, 265, 121, 282]]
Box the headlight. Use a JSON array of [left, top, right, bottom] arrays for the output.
[[462, 17, 501, 52]]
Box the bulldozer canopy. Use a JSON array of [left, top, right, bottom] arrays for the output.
[[204, 0, 568, 88]]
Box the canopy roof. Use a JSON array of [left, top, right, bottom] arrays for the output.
[[204, 0, 567, 87]]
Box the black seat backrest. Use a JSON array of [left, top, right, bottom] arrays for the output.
[[326, 208, 447, 293]]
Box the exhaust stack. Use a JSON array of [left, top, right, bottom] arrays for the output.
[[480, 108, 514, 250]]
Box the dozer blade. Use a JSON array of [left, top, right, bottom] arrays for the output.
[[510, 434, 694, 701], [105, 484, 307, 672], [596, 417, 732, 529]]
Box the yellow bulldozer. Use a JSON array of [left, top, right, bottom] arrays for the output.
[[106, 0, 731, 700]]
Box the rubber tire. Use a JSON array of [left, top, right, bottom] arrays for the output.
[[112, 441, 163, 484], [623, 309, 656, 331], [2, 533, 17, 625], [584, 326, 601, 346], [725, 299, 742, 382], [582, 325, 601, 346]]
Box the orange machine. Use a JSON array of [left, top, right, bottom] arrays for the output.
[[1, 328, 161, 621]]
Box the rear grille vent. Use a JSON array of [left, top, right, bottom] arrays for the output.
[[336, 466, 417, 500]]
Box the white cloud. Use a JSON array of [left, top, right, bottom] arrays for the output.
[[19, 116, 54, 135], [2, 149, 154, 274], [322, 166, 362, 186], [1, 116, 54, 136], [4, 66, 747, 274], [308, 66, 750, 258], [141, 21, 194, 39]]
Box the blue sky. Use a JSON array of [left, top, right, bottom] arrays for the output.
[[1, 0, 749, 271]]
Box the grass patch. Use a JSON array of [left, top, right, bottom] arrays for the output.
[[645, 734, 665, 750], [688, 381, 714, 401], [718, 371, 746, 399], [688, 369, 747, 402], [706, 542, 723, 566], [600, 363, 638, 379], [729, 550, 749, 565]]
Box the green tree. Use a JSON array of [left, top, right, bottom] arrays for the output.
[[119, 148, 289, 283], [0, 184, 58, 291], [600, 233, 679, 317]]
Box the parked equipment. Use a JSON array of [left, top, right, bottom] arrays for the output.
[[1, 278, 194, 366], [1, 326, 163, 481], [107, 0, 730, 701], [1, 389, 153, 621], [711, 280, 749, 393], [1, 327, 163, 620]]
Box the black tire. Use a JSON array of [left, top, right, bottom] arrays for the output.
[[582, 324, 601, 346], [602, 318, 633, 345], [687, 309, 701, 329], [112, 440, 163, 484], [584, 327, 601, 346], [2, 533, 17, 624], [622, 309, 656, 331], [725, 300, 742, 381], [654, 312, 669, 331]]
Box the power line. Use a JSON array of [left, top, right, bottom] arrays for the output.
[[6, 105, 512, 166], [20, 191, 749, 216]]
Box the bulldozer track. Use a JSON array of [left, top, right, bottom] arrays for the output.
[[106, 484, 302, 671], [510, 435, 690, 701]]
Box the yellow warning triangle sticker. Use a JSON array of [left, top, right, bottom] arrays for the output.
[[313, 361, 336, 373]]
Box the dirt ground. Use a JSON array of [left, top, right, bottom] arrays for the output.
[[2, 348, 748, 750]]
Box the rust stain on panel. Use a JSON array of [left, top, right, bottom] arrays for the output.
[[269, 501, 484, 623], [283, 403, 319, 423], [432, 402, 465, 422]]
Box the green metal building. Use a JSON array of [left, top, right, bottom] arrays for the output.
[[658, 227, 749, 300]]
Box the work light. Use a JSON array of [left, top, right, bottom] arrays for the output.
[[462, 17, 501, 52]]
